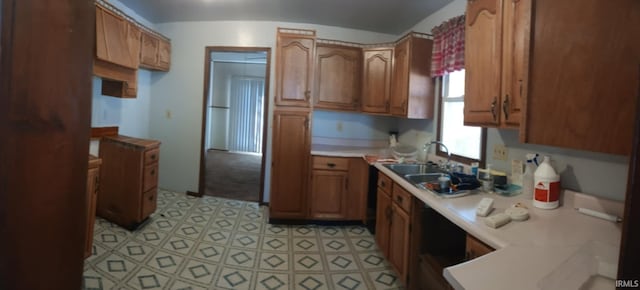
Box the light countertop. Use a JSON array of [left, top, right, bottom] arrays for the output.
[[311, 143, 622, 289], [372, 163, 623, 290]]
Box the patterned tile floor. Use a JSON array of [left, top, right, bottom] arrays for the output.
[[83, 189, 403, 290]]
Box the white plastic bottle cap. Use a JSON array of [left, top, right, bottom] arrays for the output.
[[505, 207, 530, 221]]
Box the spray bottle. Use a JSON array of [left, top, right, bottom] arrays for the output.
[[522, 153, 538, 199]]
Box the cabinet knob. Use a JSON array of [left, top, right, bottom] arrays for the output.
[[150, 169, 155, 175], [502, 94, 510, 120], [326, 163, 336, 168], [396, 195, 403, 203], [151, 154, 156, 160]]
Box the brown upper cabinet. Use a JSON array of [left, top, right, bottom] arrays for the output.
[[140, 30, 171, 71], [275, 30, 316, 107], [314, 44, 362, 111], [464, 0, 529, 128], [522, 0, 639, 155], [361, 47, 393, 114], [390, 35, 435, 119], [95, 5, 140, 70]]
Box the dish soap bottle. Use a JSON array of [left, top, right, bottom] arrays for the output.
[[533, 156, 560, 209]]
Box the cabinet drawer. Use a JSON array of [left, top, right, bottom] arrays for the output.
[[144, 148, 160, 164], [143, 163, 159, 192], [392, 185, 412, 213], [141, 188, 157, 219], [312, 156, 349, 171], [377, 172, 393, 193]]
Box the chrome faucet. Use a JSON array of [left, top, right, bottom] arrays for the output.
[[424, 140, 451, 170]]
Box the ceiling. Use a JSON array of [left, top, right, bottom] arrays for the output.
[[120, 0, 453, 35]]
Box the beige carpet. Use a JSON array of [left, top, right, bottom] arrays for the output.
[[205, 150, 261, 202]]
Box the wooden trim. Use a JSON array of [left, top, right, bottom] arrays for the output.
[[618, 65, 640, 281], [0, 0, 94, 288], [198, 46, 271, 203], [91, 126, 119, 138]]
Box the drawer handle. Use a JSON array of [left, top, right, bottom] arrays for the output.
[[150, 154, 156, 160], [380, 180, 386, 187], [396, 195, 403, 203], [150, 169, 155, 175], [149, 195, 154, 201], [327, 163, 336, 168]]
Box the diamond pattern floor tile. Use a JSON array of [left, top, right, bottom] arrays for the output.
[[83, 191, 404, 290]]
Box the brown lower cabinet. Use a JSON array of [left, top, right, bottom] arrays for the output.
[[97, 135, 161, 230], [375, 172, 412, 285], [376, 171, 469, 289], [309, 156, 369, 221], [85, 155, 102, 258]]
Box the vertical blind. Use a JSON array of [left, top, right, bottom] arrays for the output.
[[228, 77, 265, 153]]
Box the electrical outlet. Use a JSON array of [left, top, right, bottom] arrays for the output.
[[493, 144, 508, 161]]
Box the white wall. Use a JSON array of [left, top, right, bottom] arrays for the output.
[[402, 0, 629, 201], [149, 21, 397, 201]]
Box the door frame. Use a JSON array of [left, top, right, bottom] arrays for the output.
[[197, 46, 271, 204]]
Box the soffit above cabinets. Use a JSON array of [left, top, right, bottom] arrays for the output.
[[119, 0, 453, 35]]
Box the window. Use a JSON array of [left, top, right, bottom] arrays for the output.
[[437, 69, 485, 164]]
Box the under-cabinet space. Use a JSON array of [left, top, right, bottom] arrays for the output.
[[465, 233, 495, 261]]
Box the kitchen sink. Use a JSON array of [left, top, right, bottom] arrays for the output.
[[403, 173, 443, 184], [383, 163, 442, 176]]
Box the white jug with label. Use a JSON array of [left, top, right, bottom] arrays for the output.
[[533, 156, 560, 209]]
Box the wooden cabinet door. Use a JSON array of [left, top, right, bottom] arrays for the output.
[[389, 203, 411, 285], [375, 188, 392, 257], [500, 0, 531, 128], [390, 38, 410, 116], [346, 157, 369, 222], [309, 170, 348, 219], [157, 38, 171, 71], [314, 44, 362, 111], [270, 109, 310, 219], [84, 166, 99, 258], [362, 48, 393, 114], [140, 31, 159, 67], [464, 0, 503, 126], [95, 6, 137, 69], [276, 34, 315, 107], [522, 0, 639, 155]]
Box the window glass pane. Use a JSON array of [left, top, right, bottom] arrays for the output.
[[445, 70, 465, 98], [441, 101, 482, 160]]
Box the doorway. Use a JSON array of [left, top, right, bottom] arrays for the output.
[[199, 47, 271, 203]]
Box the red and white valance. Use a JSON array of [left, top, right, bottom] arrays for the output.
[[430, 15, 466, 77]]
